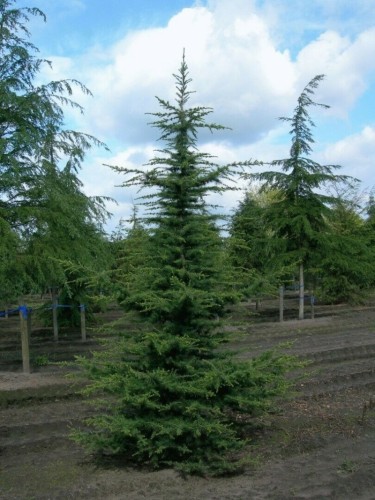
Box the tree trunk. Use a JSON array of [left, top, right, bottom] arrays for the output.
[[19, 306, 30, 374], [299, 262, 304, 320]]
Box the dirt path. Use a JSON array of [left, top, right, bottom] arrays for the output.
[[0, 303, 374, 499]]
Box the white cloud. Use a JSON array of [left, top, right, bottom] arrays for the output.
[[321, 126, 375, 188], [260, 0, 375, 48], [72, 2, 297, 146], [67, 1, 374, 152], [296, 28, 375, 117], [81, 145, 154, 199], [36, 0, 375, 228]]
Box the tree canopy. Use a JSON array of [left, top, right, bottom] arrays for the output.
[[73, 54, 296, 475], [249, 75, 354, 318], [0, 0, 109, 306]]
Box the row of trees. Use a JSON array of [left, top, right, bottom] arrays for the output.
[[230, 182, 375, 310], [2, 1, 373, 317], [228, 76, 375, 317], [111, 75, 375, 322], [2, 0, 374, 475], [73, 62, 375, 473]]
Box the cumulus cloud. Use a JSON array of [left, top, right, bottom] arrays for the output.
[[36, 0, 375, 228], [61, 0, 374, 153], [70, 1, 297, 147], [296, 28, 375, 117], [82, 146, 154, 199], [321, 126, 375, 188]]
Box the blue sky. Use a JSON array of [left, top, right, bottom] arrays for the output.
[[17, 0, 375, 231]]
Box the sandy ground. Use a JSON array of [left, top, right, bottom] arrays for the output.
[[0, 371, 69, 391], [0, 303, 375, 499]]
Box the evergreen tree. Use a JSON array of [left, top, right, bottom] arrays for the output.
[[0, 0, 109, 302], [366, 194, 375, 231], [316, 185, 375, 302], [0, 218, 28, 308], [251, 75, 352, 318], [228, 186, 290, 305], [73, 54, 296, 475], [109, 208, 151, 306]]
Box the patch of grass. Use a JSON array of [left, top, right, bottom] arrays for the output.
[[337, 459, 358, 474], [32, 354, 50, 367], [0, 458, 83, 498]]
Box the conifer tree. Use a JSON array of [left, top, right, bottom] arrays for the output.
[[228, 187, 290, 304], [316, 185, 375, 302], [0, 0, 108, 301], [109, 209, 151, 306], [74, 54, 296, 475], [251, 75, 352, 318]]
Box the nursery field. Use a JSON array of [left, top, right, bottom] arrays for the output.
[[0, 298, 374, 499]]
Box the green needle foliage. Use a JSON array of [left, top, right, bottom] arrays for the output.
[[228, 187, 292, 302], [73, 54, 297, 475], [315, 185, 375, 302], [249, 75, 353, 318], [0, 0, 109, 304]]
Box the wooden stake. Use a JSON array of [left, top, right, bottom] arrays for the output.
[[299, 262, 304, 320], [19, 306, 30, 374]]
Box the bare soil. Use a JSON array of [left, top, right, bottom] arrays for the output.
[[0, 299, 374, 499]]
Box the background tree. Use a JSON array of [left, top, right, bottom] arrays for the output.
[[108, 208, 151, 307], [73, 55, 296, 475], [228, 186, 291, 308], [315, 184, 375, 303], [250, 75, 352, 318], [365, 194, 375, 233], [0, 0, 109, 306], [0, 219, 28, 308]]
